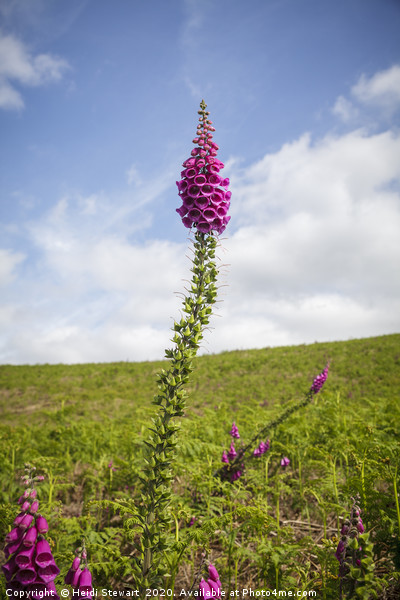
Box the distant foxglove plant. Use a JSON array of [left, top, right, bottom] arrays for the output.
[[230, 422, 240, 439], [64, 541, 94, 598], [336, 495, 378, 599], [217, 363, 329, 481]]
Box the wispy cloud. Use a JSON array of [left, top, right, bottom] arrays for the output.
[[352, 64, 400, 111], [333, 63, 400, 123], [126, 164, 142, 186], [332, 95, 359, 122], [0, 248, 25, 286], [0, 32, 70, 109]]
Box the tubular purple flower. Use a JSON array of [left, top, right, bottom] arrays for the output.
[[335, 540, 345, 562], [4, 538, 23, 558], [188, 184, 201, 198], [188, 207, 202, 220], [176, 205, 189, 218], [195, 196, 209, 209], [221, 451, 229, 464], [5, 526, 23, 543], [15, 544, 35, 567], [208, 174, 221, 186], [208, 564, 220, 582], [203, 207, 217, 221], [182, 216, 194, 229], [45, 580, 60, 599], [199, 578, 212, 597], [64, 556, 81, 585], [281, 457, 290, 467], [71, 567, 83, 587], [14, 512, 26, 526], [216, 204, 228, 217], [38, 563, 60, 583], [27, 582, 48, 599], [78, 567, 93, 593], [194, 174, 207, 185], [2, 555, 17, 581], [22, 525, 38, 547], [197, 221, 212, 233], [211, 217, 223, 230], [35, 538, 54, 568], [357, 518, 365, 533], [16, 566, 37, 585], [208, 579, 221, 597], [201, 184, 214, 196], [18, 513, 34, 530], [182, 196, 196, 209], [35, 515, 49, 534]]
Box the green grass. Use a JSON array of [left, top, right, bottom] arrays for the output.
[[1, 333, 400, 597]]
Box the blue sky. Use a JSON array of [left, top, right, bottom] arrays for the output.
[[1, 0, 400, 364]]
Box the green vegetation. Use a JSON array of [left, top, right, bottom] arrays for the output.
[[1, 333, 400, 597]]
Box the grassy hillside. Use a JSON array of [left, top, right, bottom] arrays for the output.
[[1, 333, 399, 597]]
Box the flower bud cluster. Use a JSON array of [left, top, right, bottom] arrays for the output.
[[310, 363, 329, 394], [64, 543, 94, 599], [199, 563, 222, 598], [230, 422, 240, 438], [253, 439, 270, 457], [335, 496, 365, 570], [2, 465, 60, 598], [176, 99, 231, 235], [221, 423, 243, 482]]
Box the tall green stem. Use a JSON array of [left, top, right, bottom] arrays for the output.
[[394, 466, 400, 540], [135, 231, 219, 592]]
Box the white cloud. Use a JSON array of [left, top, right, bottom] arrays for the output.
[[205, 126, 400, 353], [332, 95, 358, 122], [0, 248, 25, 286], [126, 164, 142, 186], [333, 64, 400, 122], [0, 32, 70, 109], [352, 64, 400, 110]]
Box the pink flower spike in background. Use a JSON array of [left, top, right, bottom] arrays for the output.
[[310, 363, 329, 395], [228, 441, 237, 461], [254, 439, 270, 457], [176, 100, 231, 235], [230, 422, 240, 438]]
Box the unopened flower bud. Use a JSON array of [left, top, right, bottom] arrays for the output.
[[35, 515, 49, 534]]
